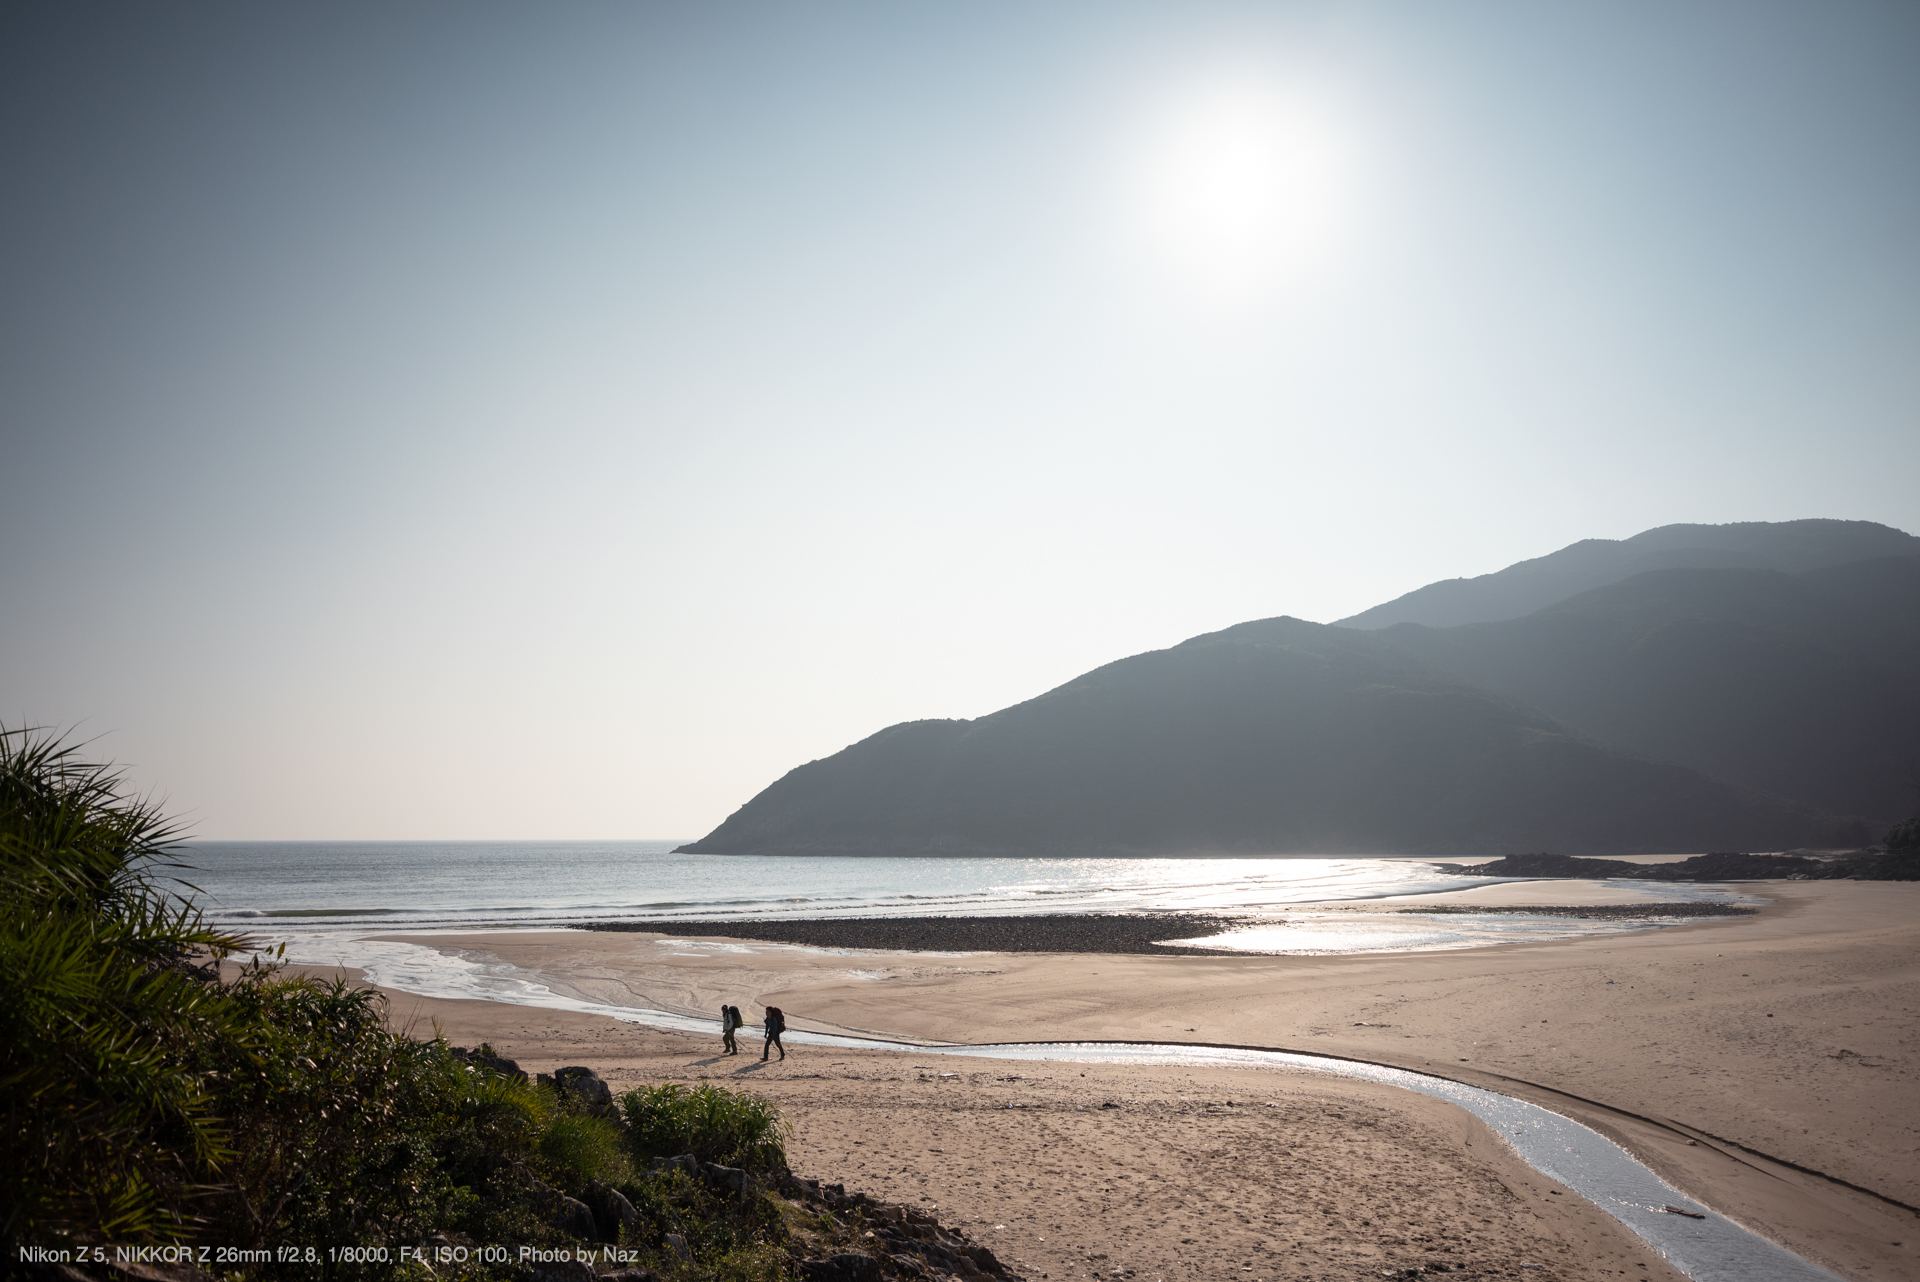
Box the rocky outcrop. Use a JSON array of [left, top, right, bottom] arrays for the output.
[[1796, 847, 1920, 881], [1436, 848, 1920, 881], [797, 1254, 884, 1282], [786, 1177, 1025, 1282]]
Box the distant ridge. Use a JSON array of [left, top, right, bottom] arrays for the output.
[[679, 519, 1912, 859], [1335, 519, 1919, 630], [1373, 556, 1920, 819], [678, 618, 1845, 858]]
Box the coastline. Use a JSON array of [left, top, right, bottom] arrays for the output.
[[276, 878, 1917, 1282]]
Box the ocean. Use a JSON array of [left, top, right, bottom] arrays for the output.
[[175, 840, 1751, 966], [181, 840, 1522, 931]]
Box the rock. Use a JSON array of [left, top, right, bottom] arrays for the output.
[[797, 1254, 883, 1282], [18, 1265, 94, 1282], [102, 1265, 218, 1282], [551, 1065, 616, 1113], [967, 1245, 1005, 1274], [524, 1175, 595, 1240], [700, 1160, 748, 1193], [552, 1195, 598, 1240], [586, 1182, 640, 1243], [529, 1261, 594, 1282], [451, 1043, 527, 1081], [663, 1234, 691, 1263], [650, 1153, 703, 1179]]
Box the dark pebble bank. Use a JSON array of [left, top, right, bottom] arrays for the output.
[[1399, 902, 1756, 919], [577, 913, 1251, 955], [573, 904, 1752, 954]]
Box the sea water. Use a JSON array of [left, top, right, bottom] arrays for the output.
[[180, 840, 1522, 929], [176, 841, 1756, 930], [176, 840, 1753, 963]]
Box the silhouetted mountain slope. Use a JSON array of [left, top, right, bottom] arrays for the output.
[[1374, 557, 1920, 819], [679, 619, 1833, 858], [1335, 519, 1919, 630]]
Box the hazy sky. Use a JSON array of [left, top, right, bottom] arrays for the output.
[[3, 2, 1916, 839]]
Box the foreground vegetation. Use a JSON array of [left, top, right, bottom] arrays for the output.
[[0, 728, 809, 1281]]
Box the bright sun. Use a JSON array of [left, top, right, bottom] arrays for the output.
[[1127, 78, 1355, 298]]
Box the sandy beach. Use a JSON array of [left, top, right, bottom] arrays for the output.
[[287, 878, 1917, 1282]]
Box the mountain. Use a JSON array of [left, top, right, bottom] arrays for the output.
[[678, 618, 1840, 858], [1368, 556, 1920, 820], [1335, 519, 1920, 630]]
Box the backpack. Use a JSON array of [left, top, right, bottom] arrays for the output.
[[722, 1006, 738, 1031], [764, 1007, 785, 1034]]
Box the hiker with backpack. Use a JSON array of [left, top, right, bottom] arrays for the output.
[[720, 1004, 742, 1056], [762, 1005, 787, 1061]]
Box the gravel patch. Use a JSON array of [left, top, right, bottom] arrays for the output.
[[575, 913, 1251, 955]]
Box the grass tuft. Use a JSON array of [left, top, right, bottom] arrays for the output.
[[620, 1081, 792, 1172]]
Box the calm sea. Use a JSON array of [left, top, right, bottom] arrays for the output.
[[177, 840, 1509, 932], [173, 839, 1749, 963]]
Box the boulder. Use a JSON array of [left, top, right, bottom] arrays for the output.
[[650, 1153, 703, 1180], [452, 1043, 527, 1081], [586, 1182, 640, 1243], [529, 1261, 594, 1282], [663, 1234, 692, 1263], [551, 1065, 616, 1113], [700, 1161, 748, 1194], [551, 1195, 597, 1241]]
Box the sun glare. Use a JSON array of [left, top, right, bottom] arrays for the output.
[[1125, 77, 1356, 301]]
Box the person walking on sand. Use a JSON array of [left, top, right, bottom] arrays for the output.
[[761, 1005, 786, 1061], [721, 1004, 741, 1056]]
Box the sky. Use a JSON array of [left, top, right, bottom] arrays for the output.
[[2, 1, 1916, 839]]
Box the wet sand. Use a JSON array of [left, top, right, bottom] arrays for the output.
[[289, 878, 1916, 1282]]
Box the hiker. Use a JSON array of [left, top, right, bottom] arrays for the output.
[[762, 1005, 786, 1061], [720, 1004, 741, 1056]]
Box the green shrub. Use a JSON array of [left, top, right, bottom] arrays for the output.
[[537, 1112, 632, 1191], [617, 1170, 791, 1282], [1, 727, 804, 1282], [0, 726, 249, 1247], [196, 973, 484, 1257], [620, 1082, 791, 1172]]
